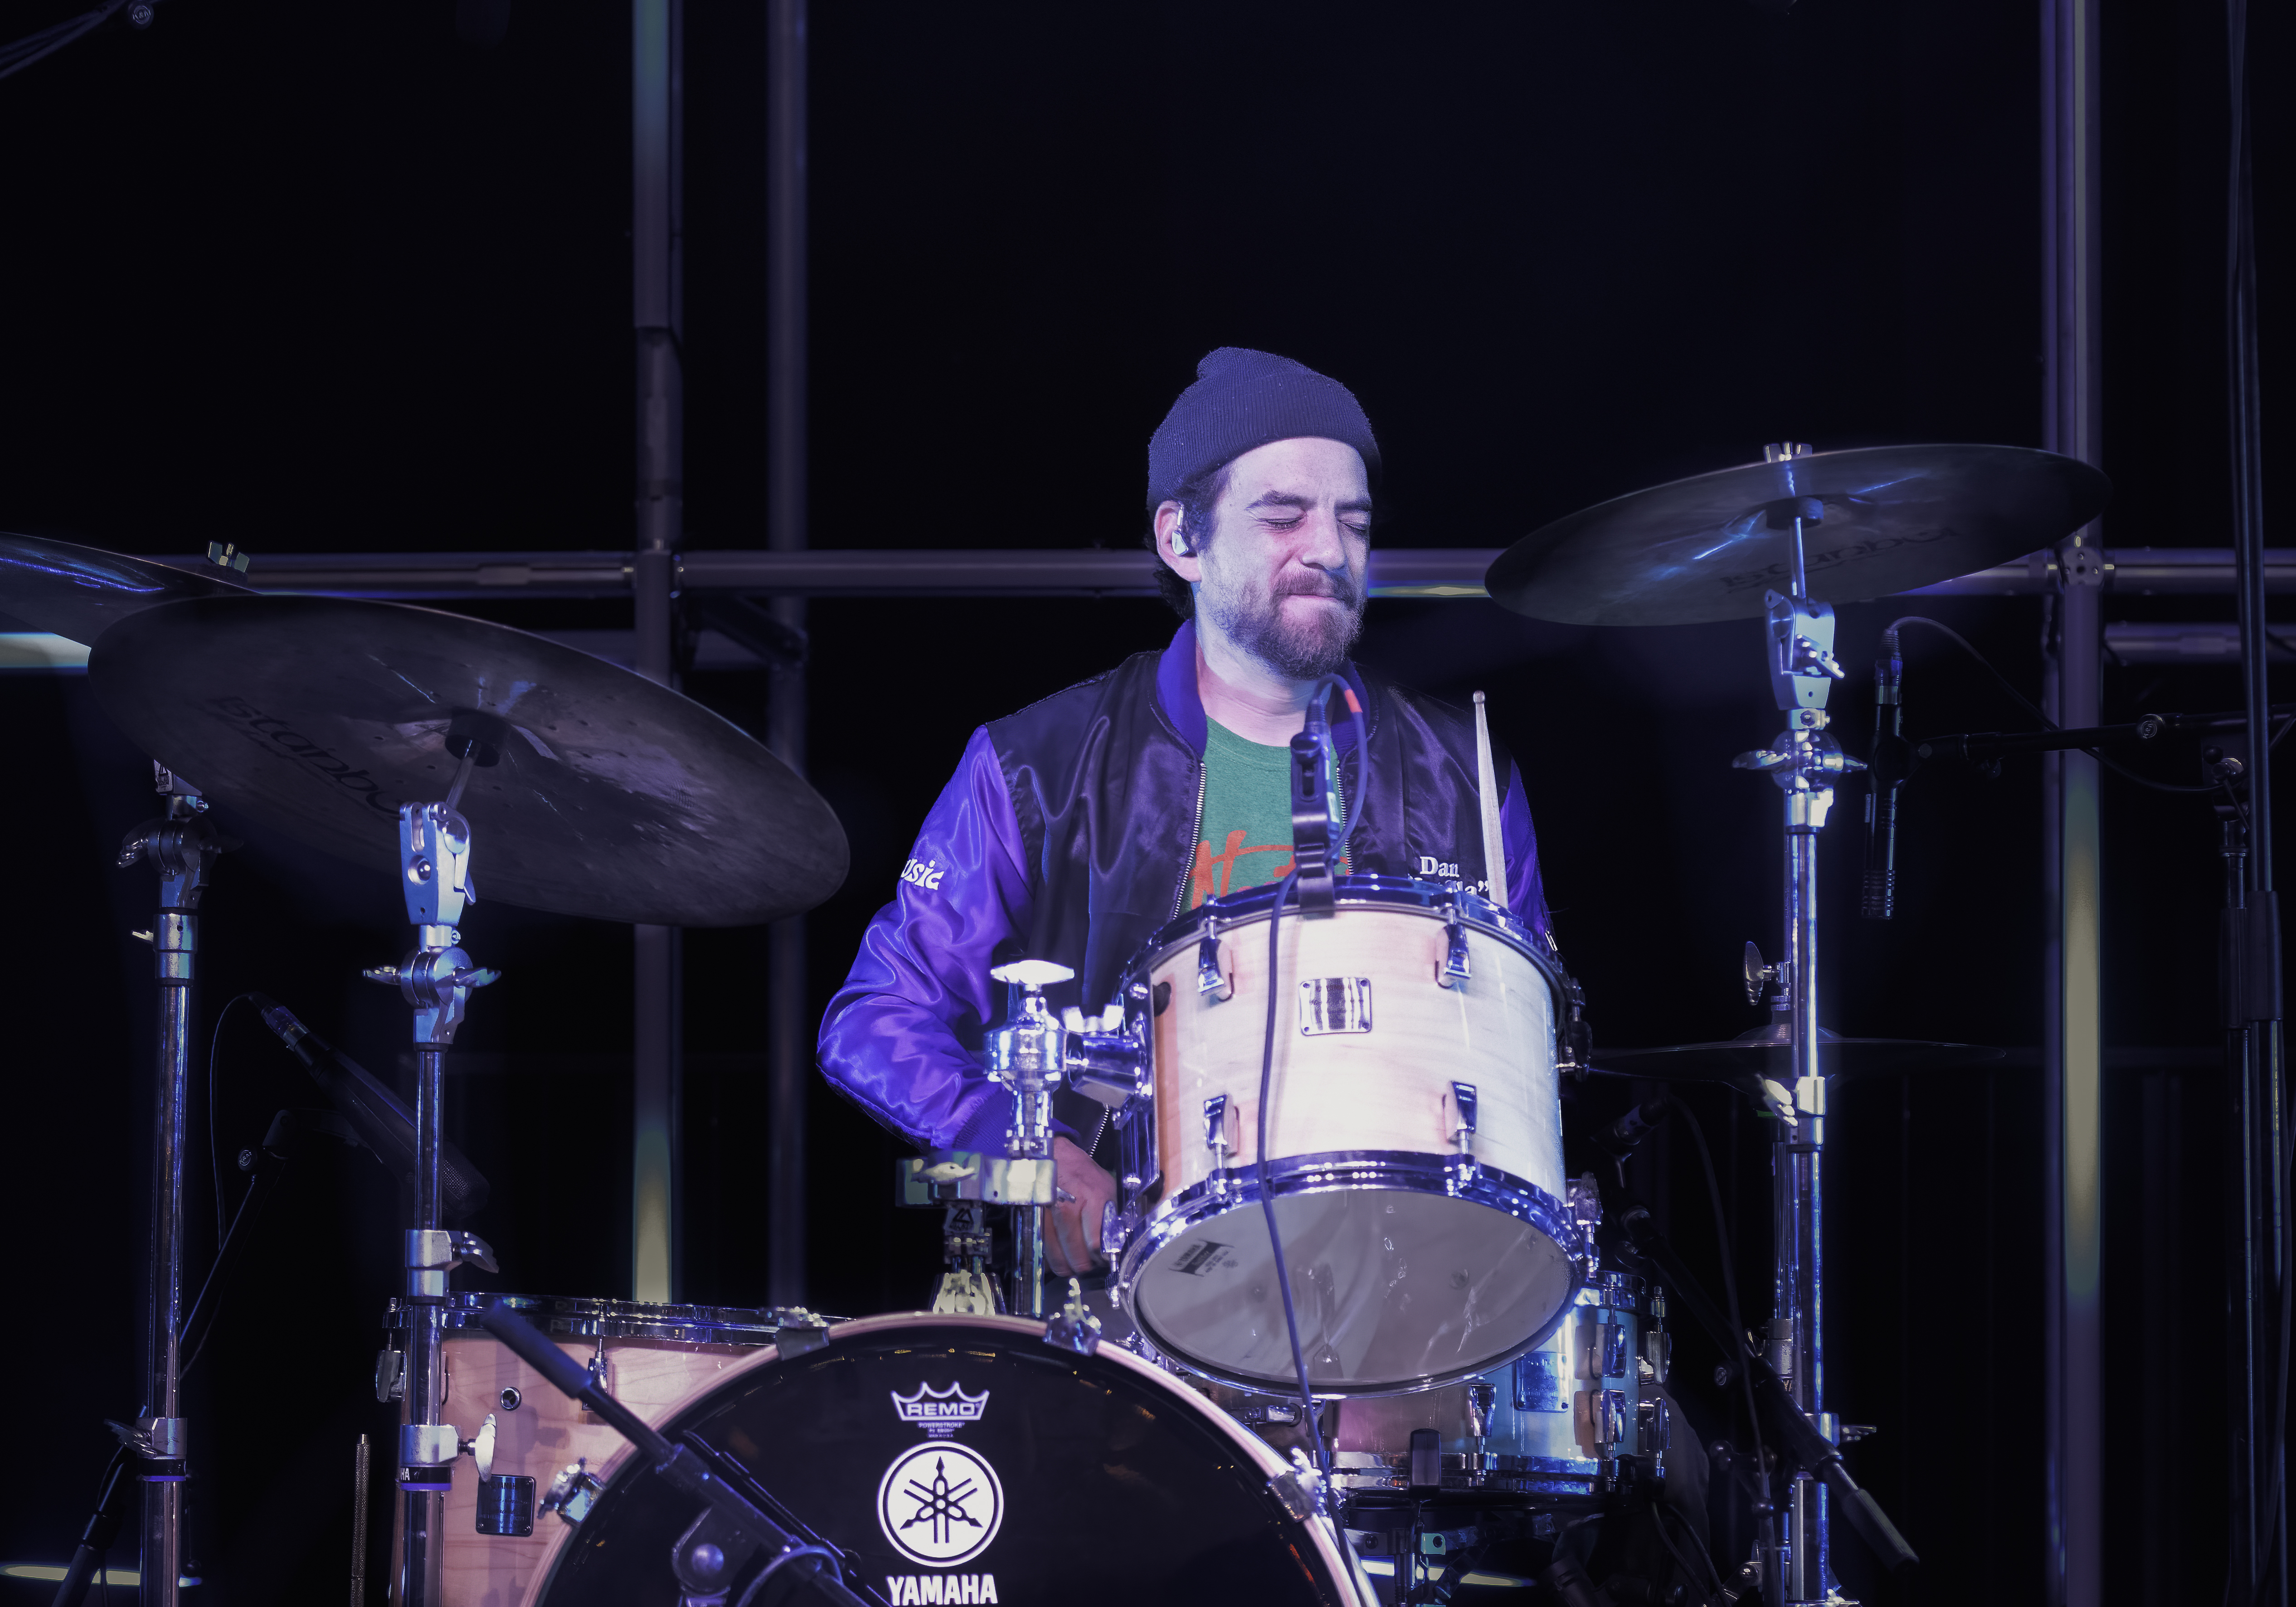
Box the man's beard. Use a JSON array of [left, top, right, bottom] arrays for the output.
[[1205, 572, 1365, 680]]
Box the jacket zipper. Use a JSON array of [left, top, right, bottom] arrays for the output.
[[1168, 747, 1352, 919], [1169, 760, 1208, 919]]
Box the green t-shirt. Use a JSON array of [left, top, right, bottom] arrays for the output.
[[1187, 718, 1346, 908]]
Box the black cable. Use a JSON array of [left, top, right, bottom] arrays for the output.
[[204, 994, 255, 1247], [1888, 614, 2248, 795], [179, 1165, 262, 1380], [1251, 677, 1366, 1482], [1652, 1501, 1725, 1607], [0, 0, 132, 83], [1257, 874, 1319, 1471], [1674, 1103, 1766, 1495]]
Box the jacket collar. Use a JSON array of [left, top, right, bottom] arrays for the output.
[[1155, 620, 1369, 758]]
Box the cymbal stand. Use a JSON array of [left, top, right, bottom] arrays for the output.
[[1730, 444, 1865, 1607], [117, 764, 233, 1607], [362, 738, 500, 1607]]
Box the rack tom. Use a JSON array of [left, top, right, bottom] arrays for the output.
[[1107, 876, 1594, 1395]]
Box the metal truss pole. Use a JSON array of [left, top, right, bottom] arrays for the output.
[[766, 0, 811, 1310], [2041, 1, 2103, 1601], [632, 0, 685, 1303]]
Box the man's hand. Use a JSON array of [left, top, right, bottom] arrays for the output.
[[1046, 1133, 1117, 1278]]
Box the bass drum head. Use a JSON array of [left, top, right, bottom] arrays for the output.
[[1132, 1186, 1578, 1395], [529, 1313, 1364, 1607]]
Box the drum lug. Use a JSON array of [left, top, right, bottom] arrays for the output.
[[1203, 1095, 1235, 1182], [1438, 903, 1472, 989], [1448, 1081, 1478, 1153], [1196, 932, 1233, 1002]]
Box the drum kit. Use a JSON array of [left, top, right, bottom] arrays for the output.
[[13, 438, 2108, 1607]]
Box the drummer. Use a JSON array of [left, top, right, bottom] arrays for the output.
[[818, 347, 1552, 1277]]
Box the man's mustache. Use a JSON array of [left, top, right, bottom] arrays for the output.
[[1274, 574, 1360, 606]]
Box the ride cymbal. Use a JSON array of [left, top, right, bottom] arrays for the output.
[[88, 594, 848, 927], [1486, 444, 2110, 627]]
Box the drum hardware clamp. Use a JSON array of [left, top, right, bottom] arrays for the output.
[[539, 1458, 604, 1526], [1268, 1447, 1329, 1521], [1041, 1278, 1103, 1355]]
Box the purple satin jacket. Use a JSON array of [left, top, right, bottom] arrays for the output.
[[817, 623, 1549, 1150]]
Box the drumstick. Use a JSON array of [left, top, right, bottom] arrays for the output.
[[1473, 692, 1507, 904]]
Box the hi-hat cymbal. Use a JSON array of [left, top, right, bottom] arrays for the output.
[[0, 532, 253, 644], [1591, 1024, 2005, 1083], [88, 595, 848, 928], [1486, 444, 2111, 627]]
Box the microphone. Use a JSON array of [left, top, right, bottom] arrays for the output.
[[249, 995, 490, 1220], [1289, 683, 1342, 917], [1862, 625, 1914, 920], [1594, 1092, 1677, 1170]]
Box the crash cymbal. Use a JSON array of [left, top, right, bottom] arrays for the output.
[[1591, 1024, 2005, 1082], [1486, 444, 2110, 627], [88, 595, 848, 928], [0, 532, 253, 644]]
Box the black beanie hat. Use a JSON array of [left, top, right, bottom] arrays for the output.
[[1145, 347, 1381, 509]]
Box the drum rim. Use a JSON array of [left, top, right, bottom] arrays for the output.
[[1129, 873, 1562, 995], [1114, 1155, 1592, 1398], [520, 1310, 1373, 1607], [380, 1290, 837, 1343]]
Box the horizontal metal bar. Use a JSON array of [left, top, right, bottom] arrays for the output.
[[150, 548, 1498, 599], [1911, 548, 2296, 597], [1917, 703, 2296, 761], [2106, 621, 2296, 665], [143, 545, 2296, 601]]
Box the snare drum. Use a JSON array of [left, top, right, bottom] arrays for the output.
[[1108, 876, 1594, 1395], [379, 1294, 827, 1605]]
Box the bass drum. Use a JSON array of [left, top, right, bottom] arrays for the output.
[[521, 1313, 1372, 1607]]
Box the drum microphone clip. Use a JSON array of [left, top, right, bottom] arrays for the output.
[[1288, 680, 1356, 918], [1289, 688, 1342, 918], [1594, 1091, 1678, 1185]]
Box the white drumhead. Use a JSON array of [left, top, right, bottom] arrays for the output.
[[1131, 1188, 1577, 1394]]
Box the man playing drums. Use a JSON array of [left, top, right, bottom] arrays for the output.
[[818, 346, 1552, 1279]]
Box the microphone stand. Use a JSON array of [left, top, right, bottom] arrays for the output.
[[1727, 447, 1867, 1605], [116, 763, 235, 1607], [1615, 1208, 1918, 1578]]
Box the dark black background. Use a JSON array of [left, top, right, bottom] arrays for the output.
[[0, 0, 2286, 1601]]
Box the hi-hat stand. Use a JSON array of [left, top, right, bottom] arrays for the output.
[[117, 763, 235, 1607], [1730, 444, 1867, 1607], [361, 732, 500, 1607]]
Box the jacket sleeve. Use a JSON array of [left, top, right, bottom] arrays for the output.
[[816, 726, 1036, 1147], [1500, 759, 1552, 945]]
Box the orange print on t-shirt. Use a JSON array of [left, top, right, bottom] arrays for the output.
[[1189, 830, 1296, 908]]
